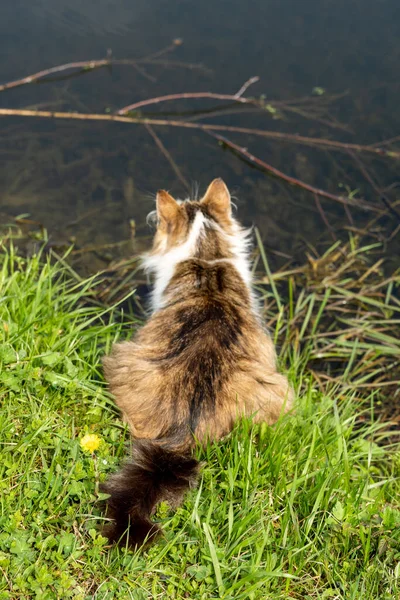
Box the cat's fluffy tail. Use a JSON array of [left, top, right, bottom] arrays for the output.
[[100, 440, 199, 548]]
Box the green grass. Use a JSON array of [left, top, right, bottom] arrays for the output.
[[0, 243, 399, 599]]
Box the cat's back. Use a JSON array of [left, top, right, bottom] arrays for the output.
[[131, 259, 263, 436], [139, 258, 257, 363]]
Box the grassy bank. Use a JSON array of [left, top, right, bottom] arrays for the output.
[[0, 240, 399, 599]]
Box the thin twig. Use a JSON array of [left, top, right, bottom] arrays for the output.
[[145, 124, 190, 193], [140, 59, 210, 73], [348, 149, 400, 223], [129, 63, 157, 83], [0, 59, 137, 92], [369, 135, 400, 148], [280, 104, 351, 132], [383, 182, 400, 193], [322, 150, 355, 226], [0, 45, 206, 93], [313, 193, 337, 241], [343, 203, 355, 227], [276, 91, 349, 107], [0, 108, 398, 160], [118, 90, 257, 115], [118, 76, 261, 114], [139, 38, 183, 61], [234, 76, 260, 98], [184, 105, 260, 123]]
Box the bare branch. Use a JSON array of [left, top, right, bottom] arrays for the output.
[[234, 76, 260, 98], [1, 107, 398, 160], [313, 193, 337, 241], [139, 38, 183, 61], [0, 41, 206, 93], [145, 124, 190, 193], [206, 131, 379, 213], [117, 90, 256, 115]]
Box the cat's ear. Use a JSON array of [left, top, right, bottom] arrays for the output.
[[156, 190, 179, 224], [201, 178, 231, 219]]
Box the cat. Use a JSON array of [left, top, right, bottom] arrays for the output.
[[101, 178, 293, 548]]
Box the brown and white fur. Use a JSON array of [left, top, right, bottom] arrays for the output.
[[101, 179, 293, 547]]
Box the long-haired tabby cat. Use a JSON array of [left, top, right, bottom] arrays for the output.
[[101, 178, 293, 547]]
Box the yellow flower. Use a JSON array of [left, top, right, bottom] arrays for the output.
[[80, 434, 101, 453]]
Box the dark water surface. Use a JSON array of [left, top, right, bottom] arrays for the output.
[[1, 0, 399, 271]]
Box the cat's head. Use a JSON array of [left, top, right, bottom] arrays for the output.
[[143, 178, 253, 311], [149, 178, 235, 257]]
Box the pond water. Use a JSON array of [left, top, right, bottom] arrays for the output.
[[1, 0, 399, 272]]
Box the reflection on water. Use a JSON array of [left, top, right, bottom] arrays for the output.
[[1, 0, 399, 272]]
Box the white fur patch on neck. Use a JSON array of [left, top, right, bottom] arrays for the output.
[[220, 223, 260, 317], [142, 210, 206, 312], [142, 211, 259, 317], [224, 222, 253, 288]]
